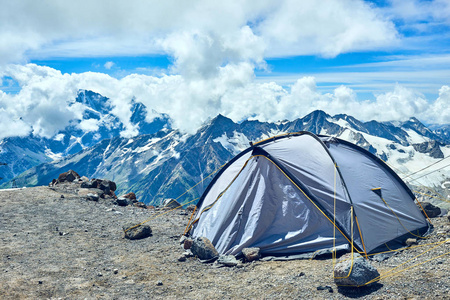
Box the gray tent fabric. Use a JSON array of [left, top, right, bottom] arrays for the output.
[[189, 132, 430, 257]]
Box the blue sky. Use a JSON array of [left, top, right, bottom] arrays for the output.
[[0, 0, 449, 138]]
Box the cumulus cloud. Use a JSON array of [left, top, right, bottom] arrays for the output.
[[256, 0, 398, 57], [0, 63, 447, 140], [423, 85, 450, 124], [161, 26, 266, 79]]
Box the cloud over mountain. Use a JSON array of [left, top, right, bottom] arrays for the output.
[[0, 64, 448, 140]]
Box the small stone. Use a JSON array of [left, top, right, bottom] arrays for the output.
[[60, 195, 64, 199], [184, 238, 193, 250], [217, 255, 239, 267], [297, 272, 305, 277], [242, 247, 260, 262], [117, 197, 132, 207], [78, 188, 104, 198], [122, 192, 137, 201], [405, 238, 417, 246], [134, 202, 147, 209], [86, 193, 99, 201], [122, 223, 152, 240], [156, 281, 163, 286], [97, 273, 103, 277], [186, 204, 196, 212], [113, 269, 119, 274], [38, 281, 43, 284], [162, 198, 181, 209], [317, 285, 333, 293], [178, 255, 187, 262], [191, 237, 219, 261]]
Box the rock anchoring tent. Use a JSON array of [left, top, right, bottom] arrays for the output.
[[187, 132, 430, 258]]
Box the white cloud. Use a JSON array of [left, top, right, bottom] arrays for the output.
[[0, 106, 31, 138], [387, 0, 450, 25], [104, 61, 115, 70], [0, 63, 446, 141], [161, 26, 266, 79], [78, 119, 99, 132], [0, 0, 399, 65], [257, 0, 398, 58], [424, 85, 450, 124]]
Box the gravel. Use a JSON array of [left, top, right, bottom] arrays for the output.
[[1, 185, 449, 299]]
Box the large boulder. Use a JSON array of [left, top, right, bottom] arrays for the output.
[[420, 202, 441, 218], [57, 170, 80, 183], [81, 180, 97, 189], [191, 237, 219, 261], [122, 223, 152, 240], [81, 179, 117, 197], [97, 179, 117, 194], [334, 253, 380, 287]]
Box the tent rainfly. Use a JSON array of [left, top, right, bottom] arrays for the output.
[[187, 132, 431, 258]]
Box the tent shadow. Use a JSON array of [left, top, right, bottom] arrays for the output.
[[337, 283, 383, 298]]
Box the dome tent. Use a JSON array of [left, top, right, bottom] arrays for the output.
[[187, 132, 430, 258]]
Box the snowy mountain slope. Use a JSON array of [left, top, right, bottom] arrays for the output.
[[0, 90, 170, 184], [8, 111, 450, 207]]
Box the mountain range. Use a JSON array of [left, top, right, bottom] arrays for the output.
[[1, 90, 449, 206], [0, 90, 169, 182]]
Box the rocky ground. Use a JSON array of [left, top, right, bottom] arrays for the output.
[[1, 184, 449, 299]]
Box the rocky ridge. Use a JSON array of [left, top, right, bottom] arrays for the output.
[[1, 186, 449, 299], [7, 111, 450, 207]]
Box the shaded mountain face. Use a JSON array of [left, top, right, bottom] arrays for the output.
[[8, 110, 449, 206], [0, 90, 169, 183], [430, 124, 450, 144]]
